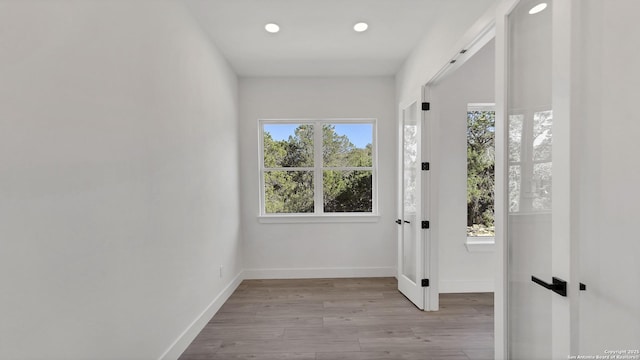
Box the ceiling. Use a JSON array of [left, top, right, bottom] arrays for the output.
[[184, 0, 494, 77]]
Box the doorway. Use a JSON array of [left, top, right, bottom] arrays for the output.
[[426, 37, 497, 305], [396, 24, 497, 312]]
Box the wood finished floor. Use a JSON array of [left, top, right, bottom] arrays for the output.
[[179, 278, 493, 360]]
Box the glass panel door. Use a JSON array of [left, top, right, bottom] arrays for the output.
[[397, 100, 424, 309], [507, 0, 554, 358]]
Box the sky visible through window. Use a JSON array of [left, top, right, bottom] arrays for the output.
[[265, 123, 372, 148]]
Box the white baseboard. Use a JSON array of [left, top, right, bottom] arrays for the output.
[[243, 266, 395, 279], [159, 271, 244, 360], [439, 279, 494, 293]]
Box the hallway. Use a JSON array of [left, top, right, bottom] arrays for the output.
[[179, 278, 493, 360]]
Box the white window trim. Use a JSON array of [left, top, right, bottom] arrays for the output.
[[465, 236, 496, 252], [258, 214, 380, 224], [258, 118, 379, 222], [468, 103, 496, 112]]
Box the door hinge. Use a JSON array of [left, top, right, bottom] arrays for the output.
[[421, 162, 430, 171], [422, 102, 430, 111], [422, 221, 430, 229], [421, 279, 430, 287]]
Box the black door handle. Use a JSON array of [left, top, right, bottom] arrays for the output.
[[396, 219, 412, 224], [531, 276, 567, 297]]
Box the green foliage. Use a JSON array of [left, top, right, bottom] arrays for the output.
[[264, 125, 314, 168], [467, 111, 495, 232], [263, 124, 372, 213], [264, 171, 314, 213], [323, 170, 372, 212]]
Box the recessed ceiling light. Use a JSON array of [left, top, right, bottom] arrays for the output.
[[528, 3, 547, 14], [353, 22, 368, 32], [265, 23, 280, 33]]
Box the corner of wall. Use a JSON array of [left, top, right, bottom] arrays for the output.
[[159, 271, 245, 360]]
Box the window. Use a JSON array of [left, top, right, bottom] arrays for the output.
[[259, 119, 377, 218], [467, 104, 495, 237]]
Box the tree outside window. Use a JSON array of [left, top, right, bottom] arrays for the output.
[[467, 105, 495, 237]]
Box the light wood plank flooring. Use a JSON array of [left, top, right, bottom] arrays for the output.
[[179, 278, 493, 360]]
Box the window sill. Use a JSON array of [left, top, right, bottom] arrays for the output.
[[258, 214, 380, 224], [465, 237, 495, 252]]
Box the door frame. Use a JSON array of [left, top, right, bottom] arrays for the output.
[[417, 13, 501, 353], [419, 21, 497, 313], [495, 2, 518, 358], [420, 87, 438, 312]]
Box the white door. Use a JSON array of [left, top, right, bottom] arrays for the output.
[[505, 0, 574, 358], [397, 100, 424, 309], [577, 0, 640, 356]]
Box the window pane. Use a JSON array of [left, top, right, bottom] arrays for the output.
[[509, 114, 524, 162], [509, 165, 521, 213], [403, 124, 418, 169], [323, 170, 372, 213], [322, 124, 372, 167], [533, 110, 552, 161], [263, 124, 314, 168], [264, 171, 314, 213], [404, 169, 418, 215], [467, 110, 495, 236], [532, 162, 552, 211]]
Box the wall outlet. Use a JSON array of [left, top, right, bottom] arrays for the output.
[[219, 265, 223, 278]]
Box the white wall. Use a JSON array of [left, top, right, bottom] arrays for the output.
[[576, 0, 640, 353], [429, 40, 496, 293], [239, 77, 396, 278], [0, 2, 242, 359], [395, 0, 498, 104]]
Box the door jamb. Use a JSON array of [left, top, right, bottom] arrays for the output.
[[495, 1, 520, 358], [420, 86, 438, 312]]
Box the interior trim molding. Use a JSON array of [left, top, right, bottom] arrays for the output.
[[439, 280, 494, 293], [158, 271, 244, 360], [243, 266, 395, 279], [465, 237, 496, 252]]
